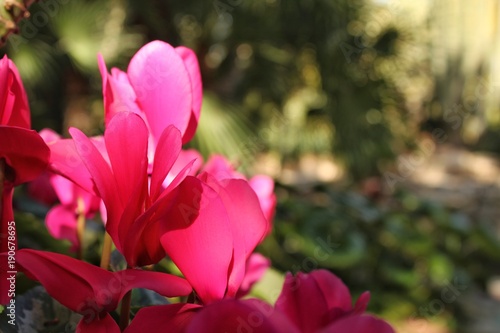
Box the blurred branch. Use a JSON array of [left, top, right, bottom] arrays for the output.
[[0, 0, 39, 46]]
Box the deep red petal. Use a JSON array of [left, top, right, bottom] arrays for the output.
[[318, 315, 395, 333], [275, 270, 354, 333], [76, 313, 120, 333], [125, 303, 200, 333], [12, 249, 117, 313], [116, 269, 192, 300], [186, 299, 298, 333], [0, 127, 49, 185]]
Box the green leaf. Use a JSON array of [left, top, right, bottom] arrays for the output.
[[0, 286, 81, 333]]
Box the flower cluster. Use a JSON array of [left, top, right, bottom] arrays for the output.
[[0, 41, 394, 333]]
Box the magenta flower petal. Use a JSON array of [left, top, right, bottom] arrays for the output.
[[104, 112, 148, 212], [45, 204, 79, 249], [0, 55, 30, 129], [115, 269, 192, 300], [175, 46, 202, 143], [98, 54, 142, 125], [186, 299, 299, 333], [169, 149, 203, 178], [149, 125, 182, 201], [77, 313, 121, 333], [237, 253, 271, 298], [318, 315, 395, 333], [249, 175, 277, 229], [276, 270, 353, 333], [160, 176, 234, 304], [127, 41, 192, 143], [48, 138, 101, 196], [0, 127, 50, 185], [13, 249, 118, 313], [69, 127, 120, 233], [125, 303, 200, 333], [201, 175, 268, 297]]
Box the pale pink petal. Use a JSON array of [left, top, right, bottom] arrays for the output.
[[50, 174, 75, 206], [39, 128, 61, 144], [166, 149, 203, 185], [202, 155, 245, 180], [45, 205, 79, 249], [98, 54, 141, 125], [249, 175, 277, 230], [48, 138, 97, 196], [127, 41, 192, 143], [160, 176, 234, 304], [237, 253, 271, 298], [175, 46, 202, 143]]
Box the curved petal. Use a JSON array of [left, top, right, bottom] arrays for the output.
[[104, 112, 148, 213], [169, 149, 203, 178], [275, 270, 353, 333], [318, 315, 395, 333], [125, 303, 200, 333], [12, 249, 118, 313], [160, 176, 233, 304], [69, 127, 121, 237], [48, 138, 97, 196], [200, 175, 268, 298], [149, 125, 182, 202], [0, 127, 50, 185], [127, 41, 192, 142], [50, 174, 75, 206], [98, 55, 143, 124], [175, 46, 202, 143], [116, 269, 192, 300], [77, 313, 121, 333], [186, 299, 298, 333], [237, 253, 271, 298], [0, 56, 30, 129], [45, 204, 79, 249], [202, 155, 245, 180], [249, 175, 277, 231], [123, 159, 197, 267]]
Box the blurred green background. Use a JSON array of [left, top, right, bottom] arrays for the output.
[[3, 0, 500, 332]]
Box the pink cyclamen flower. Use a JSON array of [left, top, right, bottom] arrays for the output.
[[125, 269, 395, 333], [0, 56, 50, 304], [2, 249, 191, 332], [54, 111, 199, 268], [29, 129, 101, 251], [99, 40, 202, 149]]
